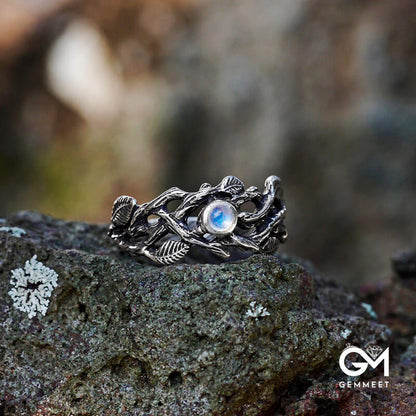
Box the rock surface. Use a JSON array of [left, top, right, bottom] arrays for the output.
[[0, 211, 409, 416]]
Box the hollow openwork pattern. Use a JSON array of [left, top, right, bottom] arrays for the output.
[[109, 175, 287, 265]]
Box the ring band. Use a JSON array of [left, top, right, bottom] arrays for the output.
[[108, 175, 287, 265]]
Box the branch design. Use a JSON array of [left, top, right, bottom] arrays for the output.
[[109, 175, 287, 265]]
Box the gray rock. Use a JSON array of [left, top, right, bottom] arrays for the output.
[[0, 211, 390, 415]]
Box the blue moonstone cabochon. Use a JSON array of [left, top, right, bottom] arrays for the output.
[[202, 200, 238, 235], [210, 206, 233, 230]]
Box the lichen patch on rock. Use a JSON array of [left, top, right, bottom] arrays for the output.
[[8, 255, 58, 319]]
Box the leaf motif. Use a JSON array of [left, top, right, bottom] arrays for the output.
[[151, 240, 190, 265], [199, 182, 211, 190], [220, 176, 244, 194], [111, 196, 137, 227]]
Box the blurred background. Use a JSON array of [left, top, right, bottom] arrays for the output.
[[0, 0, 415, 285]]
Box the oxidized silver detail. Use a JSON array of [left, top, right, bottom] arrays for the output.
[[108, 175, 287, 265]]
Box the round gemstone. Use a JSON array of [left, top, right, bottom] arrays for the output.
[[202, 200, 237, 236]]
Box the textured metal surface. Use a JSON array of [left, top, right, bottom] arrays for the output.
[[108, 175, 287, 265]]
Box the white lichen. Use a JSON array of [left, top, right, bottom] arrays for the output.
[[361, 302, 378, 319], [8, 255, 58, 319], [245, 301, 270, 320], [340, 328, 352, 339], [0, 226, 26, 237]]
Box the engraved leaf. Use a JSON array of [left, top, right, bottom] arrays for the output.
[[199, 182, 211, 190], [111, 196, 137, 227], [152, 240, 190, 265], [220, 176, 244, 194]]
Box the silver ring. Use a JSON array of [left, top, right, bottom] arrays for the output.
[[108, 175, 287, 265]]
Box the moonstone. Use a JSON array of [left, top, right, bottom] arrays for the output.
[[202, 200, 237, 236]]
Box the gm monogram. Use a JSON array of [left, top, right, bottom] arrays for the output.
[[338, 345, 390, 389]]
